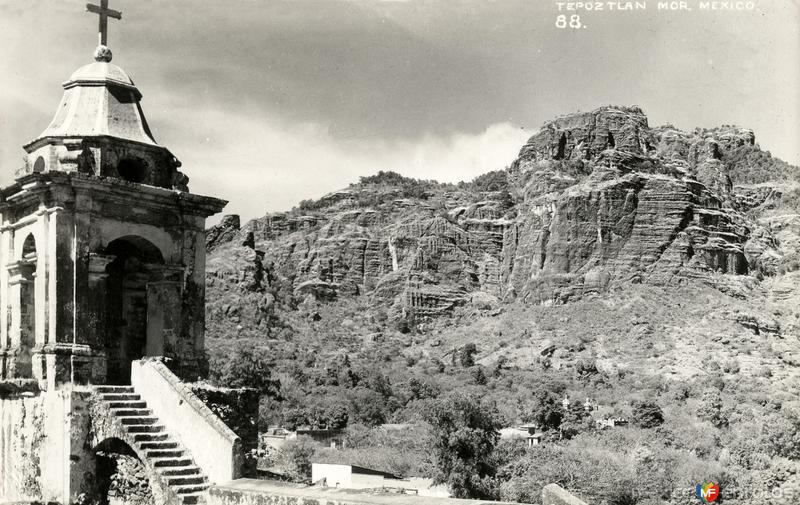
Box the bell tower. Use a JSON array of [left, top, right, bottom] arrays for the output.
[[0, 2, 226, 388]]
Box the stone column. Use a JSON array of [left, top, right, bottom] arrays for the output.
[[46, 206, 81, 387], [82, 253, 116, 384], [47, 208, 58, 344], [34, 208, 49, 348], [0, 216, 11, 377], [7, 260, 35, 378], [53, 207, 76, 345]]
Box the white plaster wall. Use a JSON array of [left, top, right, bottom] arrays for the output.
[[311, 464, 352, 488], [351, 474, 389, 489], [0, 390, 77, 503]]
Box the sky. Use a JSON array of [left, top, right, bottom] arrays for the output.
[[0, 0, 798, 222]]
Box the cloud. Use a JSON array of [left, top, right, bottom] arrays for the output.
[[166, 106, 530, 224]]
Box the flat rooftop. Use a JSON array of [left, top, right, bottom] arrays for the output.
[[210, 479, 516, 505]]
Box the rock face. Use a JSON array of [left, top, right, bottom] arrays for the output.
[[517, 106, 654, 162], [207, 214, 242, 251], [206, 106, 799, 328]]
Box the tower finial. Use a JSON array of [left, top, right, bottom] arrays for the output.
[[86, 0, 122, 48], [94, 45, 113, 62]]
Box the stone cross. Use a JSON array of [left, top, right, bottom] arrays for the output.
[[86, 0, 122, 46]]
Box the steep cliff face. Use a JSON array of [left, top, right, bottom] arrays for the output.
[[206, 106, 799, 332], [503, 107, 774, 304]]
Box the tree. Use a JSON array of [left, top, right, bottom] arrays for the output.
[[631, 400, 664, 429], [471, 170, 509, 192], [423, 392, 502, 499], [406, 377, 440, 402], [346, 388, 387, 426], [274, 437, 316, 482], [215, 342, 281, 397], [559, 404, 593, 440], [524, 390, 563, 431]]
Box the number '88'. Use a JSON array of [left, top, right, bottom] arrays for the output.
[[556, 15, 583, 29]]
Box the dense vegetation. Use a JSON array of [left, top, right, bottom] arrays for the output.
[[207, 282, 800, 504]]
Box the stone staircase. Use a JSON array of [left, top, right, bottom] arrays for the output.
[[94, 385, 210, 504]]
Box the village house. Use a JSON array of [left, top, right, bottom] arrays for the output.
[[311, 463, 451, 498]]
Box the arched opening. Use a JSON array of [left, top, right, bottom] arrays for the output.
[[117, 158, 148, 183], [104, 236, 164, 384], [15, 234, 37, 378], [607, 132, 616, 148], [92, 438, 155, 505], [33, 156, 45, 173]]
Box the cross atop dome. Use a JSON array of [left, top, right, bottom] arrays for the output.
[[21, 0, 191, 190], [86, 0, 122, 60]]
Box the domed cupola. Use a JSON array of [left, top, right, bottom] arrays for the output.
[[21, 44, 188, 191]]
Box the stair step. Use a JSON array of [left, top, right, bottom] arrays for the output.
[[108, 400, 147, 409], [174, 484, 210, 495], [112, 408, 152, 417], [133, 432, 170, 442], [167, 475, 207, 487], [127, 424, 165, 433], [158, 466, 201, 477], [151, 457, 193, 468], [147, 449, 185, 459], [120, 416, 158, 426], [94, 385, 135, 394], [181, 493, 206, 505], [138, 440, 179, 450], [101, 393, 141, 401]]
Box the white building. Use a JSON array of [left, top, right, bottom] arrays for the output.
[[312, 463, 450, 497]]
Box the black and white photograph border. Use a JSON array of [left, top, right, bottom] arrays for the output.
[[0, 1, 798, 505]]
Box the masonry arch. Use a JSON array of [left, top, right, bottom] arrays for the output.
[[91, 437, 156, 505], [104, 236, 165, 384], [100, 223, 173, 265], [14, 234, 37, 378]]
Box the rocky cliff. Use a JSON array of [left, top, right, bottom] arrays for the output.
[[206, 106, 799, 335]]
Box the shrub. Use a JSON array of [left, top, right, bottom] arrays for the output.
[[455, 343, 478, 367], [470, 366, 488, 385], [631, 400, 664, 429], [697, 389, 727, 428]]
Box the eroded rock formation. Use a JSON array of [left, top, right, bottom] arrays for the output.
[[206, 106, 799, 328]]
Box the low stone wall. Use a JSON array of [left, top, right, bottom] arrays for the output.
[[190, 382, 259, 477], [131, 359, 242, 484], [541, 484, 588, 505]]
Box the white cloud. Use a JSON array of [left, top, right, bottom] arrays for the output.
[[166, 106, 530, 224]]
